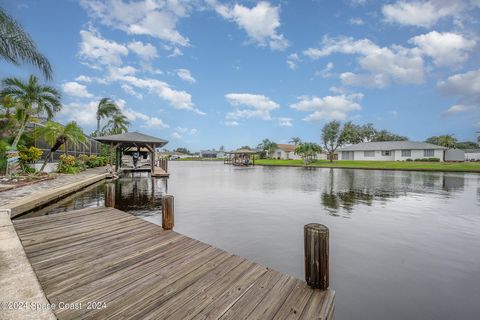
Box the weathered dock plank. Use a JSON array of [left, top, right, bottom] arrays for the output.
[[13, 207, 334, 319]]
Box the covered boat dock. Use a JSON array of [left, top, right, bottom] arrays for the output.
[[94, 131, 169, 177]]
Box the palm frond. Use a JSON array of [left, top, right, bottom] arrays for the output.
[[0, 9, 53, 79]]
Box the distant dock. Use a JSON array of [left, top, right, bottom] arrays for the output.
[[13, 207, 334, 319]]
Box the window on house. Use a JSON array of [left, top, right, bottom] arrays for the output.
[[402, 150, 411, 157], [381, 151, 391, 156], [364, 151, 375, 157], [424, 149, 434, 157]]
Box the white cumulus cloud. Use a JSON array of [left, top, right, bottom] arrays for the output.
[[382, 1, 462, 27], [127, 41, 158, 61], [79, 28, 128, 68], [209, 0, 289, 50], [438, 69, 480, 114], [290, 93, 363, 121], [176, 69, 196, 83], [80, 0, 191, 46], [225, 93, 280, 121], [62, 81, 94, 98]]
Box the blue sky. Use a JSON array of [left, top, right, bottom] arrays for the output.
[[1, 0, 479, 151]]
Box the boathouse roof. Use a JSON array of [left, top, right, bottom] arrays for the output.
[[94, 131, 168, 148]]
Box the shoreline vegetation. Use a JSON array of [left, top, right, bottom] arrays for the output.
[[174, 158, 480, 172]]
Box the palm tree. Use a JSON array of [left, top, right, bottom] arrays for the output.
[[289, 137, 302, 145], [2, 75, 61, 148], [96, 98, 119, 134], [0, 8, 52, 79], [35, 121, 88, 172], [437, 134, 457, 148], [257, 139, 277, 158], [102, 113, 130, 135], [295, 142, 322, 165]]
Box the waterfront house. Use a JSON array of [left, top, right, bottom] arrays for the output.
[[338, 141, 447, 161], [269, 144, 301, 160], [464, 149, 480, 161], [200, 149, 225, 158]]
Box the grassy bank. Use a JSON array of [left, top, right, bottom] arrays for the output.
[[255, 159, 480, 172]]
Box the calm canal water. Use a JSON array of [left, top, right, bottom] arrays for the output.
[[22, 161, 480, 319]]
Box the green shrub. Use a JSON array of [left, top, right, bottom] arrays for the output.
[[405, 158, 413, 161], [58, 154, 81, 174], [18, 146, 43, 163], [413, 158, 440, 162]]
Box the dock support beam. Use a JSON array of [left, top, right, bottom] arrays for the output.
[[304, 223, 329, 289], [162, 195, 174, 230]]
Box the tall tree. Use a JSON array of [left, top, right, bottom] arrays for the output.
[[295, 142, 322, 165], [96, 98, 119, 134], [289, 137, 302, 146], [35, 121, 88, 172], [0, 8, 52, 79], [321, 120, 345, 162], [426, 135, 457, 148], [102, 113, 129, 135], [372, 130, 408, 142], [437, 135, 457, 148], [456, 141, 479, 150], [257, 139, 277, 157], [1, 75, 61, 147]]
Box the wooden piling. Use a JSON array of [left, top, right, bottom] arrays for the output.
[[162, 195, 174, 230], [304, 223, 329, 289]]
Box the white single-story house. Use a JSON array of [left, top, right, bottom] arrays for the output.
[[268, 144, 327, 160], [338, 141, 447, 161], [200, 150, 225, 158], [269, 144, 300, 160], [464, 149, 480, 161]]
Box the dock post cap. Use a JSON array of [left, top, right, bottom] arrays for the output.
[[304, 223, 329, 232]]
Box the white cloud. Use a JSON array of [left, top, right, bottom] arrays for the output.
[[225, 93, 280, 121], [443, 104, 473, 114], [438, 69, 480, 97], [80, 0, 191, 46], [176, 69, 196, 83], [316, 62, 334, 78], [109, 74, 205, 115], [382, 1, 462, 27], [120, 105, 169, 128], [438, 69, 480, 114], [127, 41, 158, 61], [340, 72, 390, 88], [79, 28, 128, 67], [287, 53, 300, 70], [171, 127, 198, 139], [121, 84, 143, 99], [209, 0, 289, 50], [290, 93, 363, 121], [349, 17, 364, 25], [60, 100, 98, 125], [75, 75, 93, 83], [225, 121, 239, 127], [62, 81, 94, 98], [409, 31, 475, 66], [304, 36, 424, 87], [278, 117, 293, 127]]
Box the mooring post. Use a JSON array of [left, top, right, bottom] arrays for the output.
[[162, 195, 174, 230], [304, 223, 329, 289]]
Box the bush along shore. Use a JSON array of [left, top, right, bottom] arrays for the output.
[[254, 159, 480, 172]]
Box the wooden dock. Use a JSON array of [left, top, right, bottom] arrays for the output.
[[13, 207, 334, 319], [152, 166, 170, 177]]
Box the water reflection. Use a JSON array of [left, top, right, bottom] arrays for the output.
[[318, 169, 466, 216], [19, 172, 167, 219]]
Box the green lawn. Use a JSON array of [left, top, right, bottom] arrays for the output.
[[255, 159, 480, 172]]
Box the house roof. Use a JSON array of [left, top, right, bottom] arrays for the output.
[[339, 141, 447, 151], [94, 131, 168, 147], [275, 144, 296, 152], [227, 148, 257, 154]]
